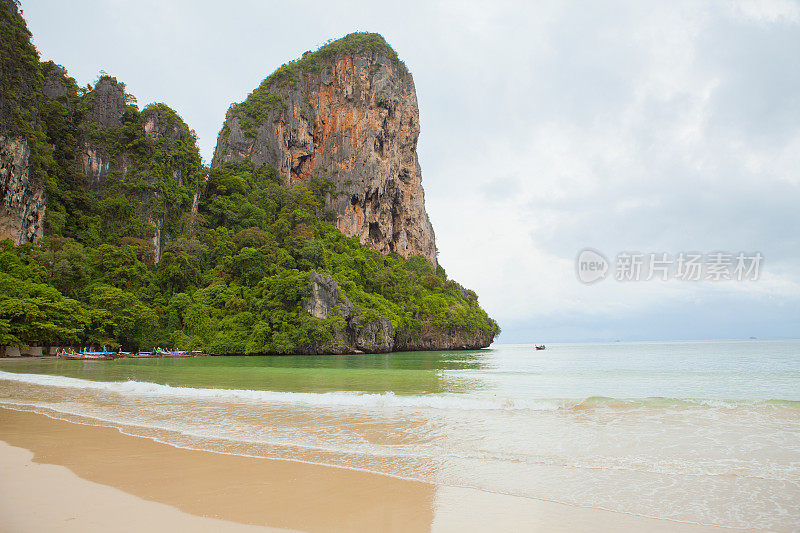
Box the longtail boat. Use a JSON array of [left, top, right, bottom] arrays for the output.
[[155, 348, 194, 358], [57, 349, 115, 361], [128, 351, 162, 359]]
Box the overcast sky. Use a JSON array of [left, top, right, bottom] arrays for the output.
[[21, 0, 800, 342]]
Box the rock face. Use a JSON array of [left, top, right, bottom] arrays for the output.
[[144, 107, 183, 145], [42, 65, 69, 101], [303, 271, 394, 353], [213, 34, 437, 265], [0, 136, 45, 244], [140, 104, 205, 262], [304, 271, 355, 321], [85, 77, 125, 129], [81, 77, 126, 188]]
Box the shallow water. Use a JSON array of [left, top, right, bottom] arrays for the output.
[[1, 340, 798, 530]]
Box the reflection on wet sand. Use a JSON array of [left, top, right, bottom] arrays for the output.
[[0, 407, 731, 532], [0, 408, 435, 532]]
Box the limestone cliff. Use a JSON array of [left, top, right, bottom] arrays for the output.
[[0, 0, 45, 244], [80, 77, 125, 188], [72, 77, 204, 262], [140, 104, 205, 262], [0, 136, 45, 243], [213, 33, 437, 265], [0, 10, 500, 354]]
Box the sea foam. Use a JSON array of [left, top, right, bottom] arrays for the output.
[[2, 370, 797, 412], [0, 371, 562, 411]]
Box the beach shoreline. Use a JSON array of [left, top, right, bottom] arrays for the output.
[[0, 406, 735, 532]]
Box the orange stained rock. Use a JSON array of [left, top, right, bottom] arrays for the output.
[[214, 48, 437, 264]]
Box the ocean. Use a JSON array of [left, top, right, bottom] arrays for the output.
[[1, 340, 798, 530]]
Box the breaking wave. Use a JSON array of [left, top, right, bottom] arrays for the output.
[[2, 370, 797, 412]]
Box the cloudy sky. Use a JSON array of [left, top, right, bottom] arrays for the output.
[[22, 0, 800, 342]]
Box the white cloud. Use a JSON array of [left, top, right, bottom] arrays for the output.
[[729, 0, 800, 23]]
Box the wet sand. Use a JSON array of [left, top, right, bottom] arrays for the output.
[[0, 407, 735, 532]]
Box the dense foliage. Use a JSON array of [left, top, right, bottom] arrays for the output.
[[0, 0, 40, 135], [0, 10, 498, 354], [38, 69, 205, 245], [0, 158, 499, 353]]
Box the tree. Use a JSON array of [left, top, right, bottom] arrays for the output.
[[87, 285, 157, 350]]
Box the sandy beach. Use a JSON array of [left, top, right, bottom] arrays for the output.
[[0, 406, 734, 532]]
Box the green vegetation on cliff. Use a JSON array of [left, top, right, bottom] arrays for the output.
[[0, 0, 40, 135], [37, 70, 204, 245], [0, 2, 65, 212], [266, 31, 406, 87]]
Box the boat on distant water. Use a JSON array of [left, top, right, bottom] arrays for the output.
[[535, 345, 546, 350]]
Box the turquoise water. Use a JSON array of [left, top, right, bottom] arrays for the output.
[[1, 340, 799, 530], [3, 339, 798, 399]]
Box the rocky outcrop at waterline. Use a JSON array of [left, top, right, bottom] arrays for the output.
[[302, 272, 492, 353], [394, 322, 494, 351], [303, 271, 394, 354]]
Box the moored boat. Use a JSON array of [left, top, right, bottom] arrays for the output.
[[128, 351, 162, 359], [155, 348, 194, 358], [57, 349, 115, 360], [83, 352, 115, 360]]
